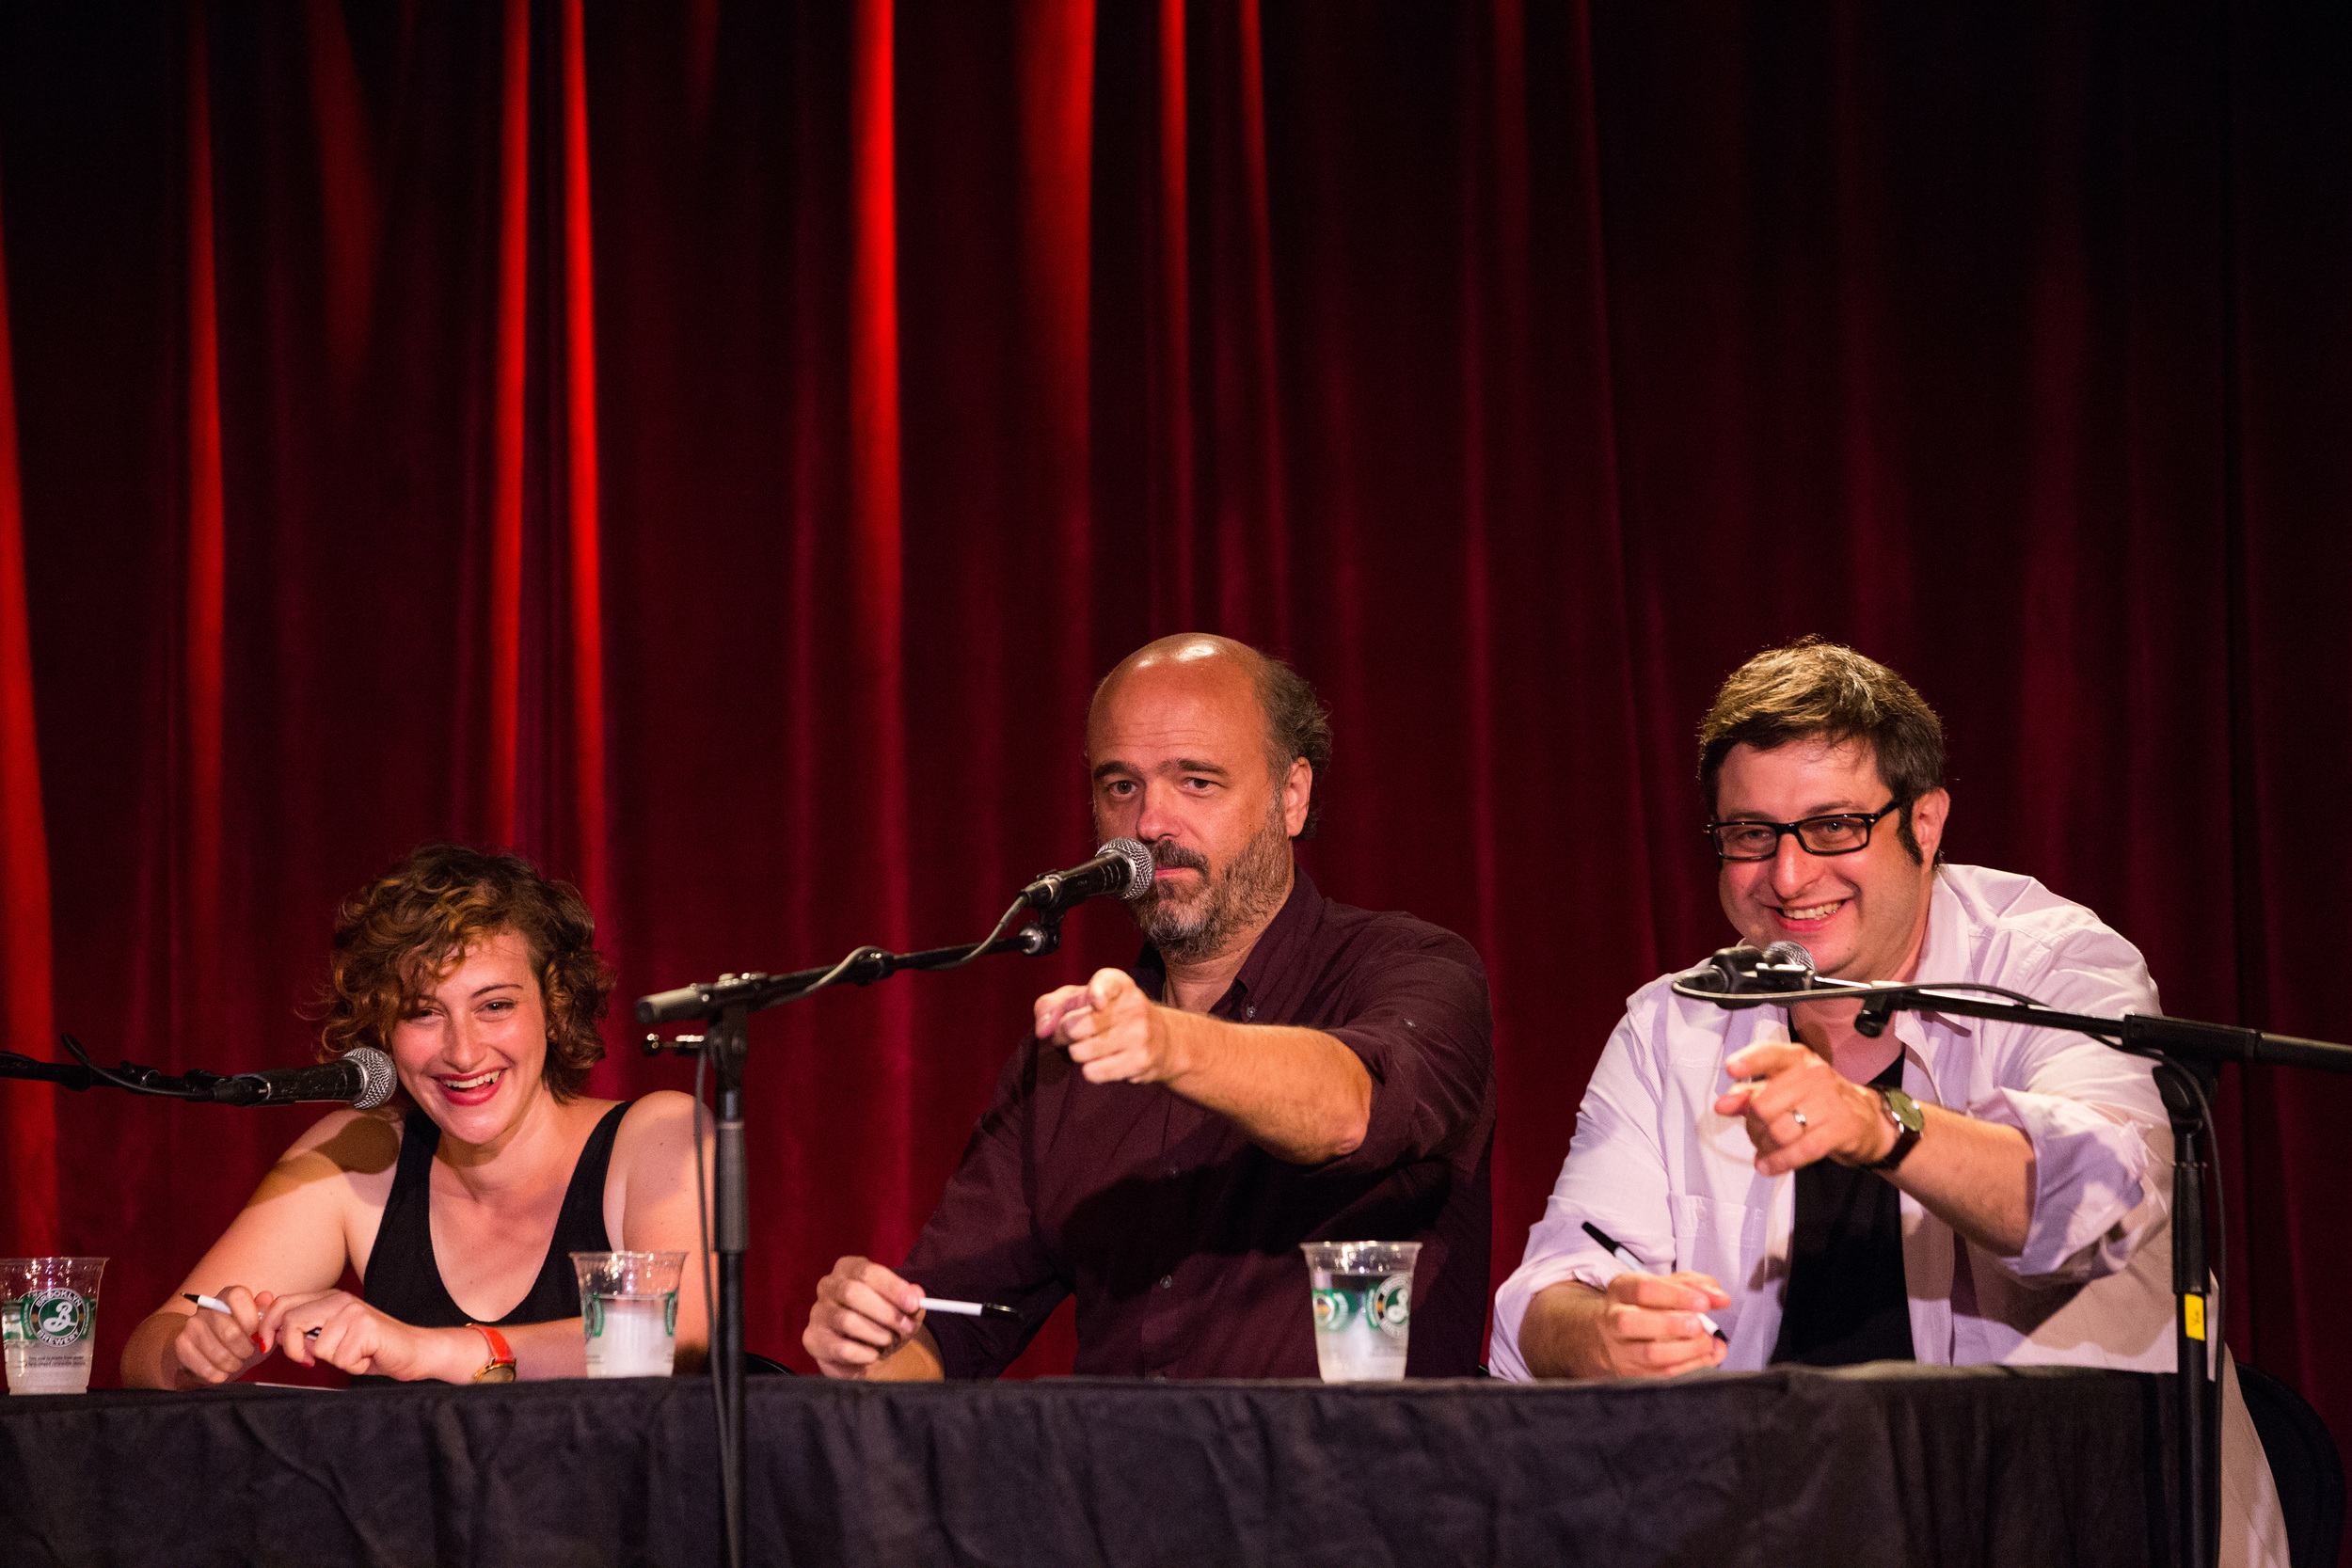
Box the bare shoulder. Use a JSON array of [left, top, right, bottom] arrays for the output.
[[267, 1105, 404, 1178], [247, 1109, 405, 1212], [612, 1091, 705, 1159], [602, 1094, 707, 1242]]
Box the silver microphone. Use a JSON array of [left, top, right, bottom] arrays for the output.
[[1017, 838, 1156, 913], [1691, 942, 1818, 1006], [210, 1046, 399, 1109]]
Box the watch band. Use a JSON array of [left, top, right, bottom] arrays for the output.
[[1867, 1085, 1924, 1172], [468, 1323, 517, 1383]]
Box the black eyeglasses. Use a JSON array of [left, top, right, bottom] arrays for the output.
[[1704, 800, 1906, 861]]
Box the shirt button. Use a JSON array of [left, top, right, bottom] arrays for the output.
[[1159, 1275, 1174, 1289], [1245, 1006, 1256, 1020]]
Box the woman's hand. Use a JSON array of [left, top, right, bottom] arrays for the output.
[[256, 1289, 470, 1382], [170, 1285, 274, 1386]]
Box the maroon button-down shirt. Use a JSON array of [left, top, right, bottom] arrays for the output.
[[902, 871, 1495, 1379]]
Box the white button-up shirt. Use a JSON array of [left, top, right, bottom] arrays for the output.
[[1495, 863, 2175, 1373], [1490, 863, 2283, 1566]]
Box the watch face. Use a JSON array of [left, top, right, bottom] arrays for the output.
[[1884, 1087, 1926, 1134], [475, 1363, 517, 1384]]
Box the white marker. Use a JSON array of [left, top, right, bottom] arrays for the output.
[[918, 1296, 1016, 1319], [184, 1292, 322, 1338], [1580, 1223, 1728, 1342]]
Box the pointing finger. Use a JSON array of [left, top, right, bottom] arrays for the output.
[[1724, 1042, 1806, 1080], [1033, 985, 1087, 1038], [1087, 969, 1124, 1010]]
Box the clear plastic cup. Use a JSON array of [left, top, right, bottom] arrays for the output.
[[0, 1257, 107, 1395], [571, 1251, 686, 1378], [1300, 1241, 1420, 1382]]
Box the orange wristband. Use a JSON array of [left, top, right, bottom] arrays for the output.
[[467, 1323, 516, 1383]]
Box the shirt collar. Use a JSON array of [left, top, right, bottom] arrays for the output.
[[1887, 866, 1973, 1074], [1913, 865, 1970, 979]]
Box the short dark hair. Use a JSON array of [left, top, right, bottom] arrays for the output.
[[1698, 637, 1946, 863], [1251, 653, 1333, 839], [319, 844, 614, 1100]]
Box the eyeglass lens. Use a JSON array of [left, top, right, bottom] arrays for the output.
[[1711, 815, 1877, 859]]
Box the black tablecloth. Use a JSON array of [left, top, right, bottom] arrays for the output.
[[0, 1365, 2174, 1567]]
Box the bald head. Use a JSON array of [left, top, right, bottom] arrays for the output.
[[1090, 634, 1263, 721], [1088, 635, 1331, 840]]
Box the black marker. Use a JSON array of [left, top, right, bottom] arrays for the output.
[[1580, 1222, 1728, 1342]]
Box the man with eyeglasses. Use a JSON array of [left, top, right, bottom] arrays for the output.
[[1488, 637, 2282, 1566]]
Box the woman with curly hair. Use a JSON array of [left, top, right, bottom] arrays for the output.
[[121, 845, 709, 1386]]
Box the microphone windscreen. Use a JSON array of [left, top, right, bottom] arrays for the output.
[[1098, 838, 1155, 900], [347, 1046, 399, 1109], [1761, 941, 1816, 978]]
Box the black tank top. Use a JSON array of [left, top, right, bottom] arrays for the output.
[[360, 1101, 629, 1335]]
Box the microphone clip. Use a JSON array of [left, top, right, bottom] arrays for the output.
[[1680, 944, 1818, 1009], [1852, 991, 1899, 1038], [1013, 910, 1064, 957]]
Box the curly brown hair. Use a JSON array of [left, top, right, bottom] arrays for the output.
[[319, 845, 614, 1101]]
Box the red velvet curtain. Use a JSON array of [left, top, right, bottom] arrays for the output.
[[0, 0, 2344, 1480]]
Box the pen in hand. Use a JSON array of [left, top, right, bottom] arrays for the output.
[[917, 1296, 1017, 1319], [1579, 1223, 1729, 1343], [184, 1292, 321, 1341]]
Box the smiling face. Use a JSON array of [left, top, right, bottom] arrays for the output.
[[1087, 645, 1310, 966], [1714, 736, 1948, 982], [388, 927, 551, 1147]]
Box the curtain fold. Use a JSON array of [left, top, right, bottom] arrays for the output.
[[0, 149, 56, 1259], [560, 0, 608, 929], [0, 8, 2343, 1484], [181, 4, 228, 1068]]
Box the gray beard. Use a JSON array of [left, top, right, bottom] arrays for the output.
[[1132, 809, 1295, 966]]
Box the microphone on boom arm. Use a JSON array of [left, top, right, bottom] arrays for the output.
[[1017, 838, 1156, 916], [208, 1047, 399, 1109], [1679, 942, 1818, 1009]]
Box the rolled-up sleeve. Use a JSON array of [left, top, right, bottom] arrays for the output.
[[1317, 930, 1493, 1175], [1489, 1006, 1670, 1381], [1964, 922, 2169, 1283]]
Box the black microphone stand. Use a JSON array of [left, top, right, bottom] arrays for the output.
[[636, 908, 1073, 1568], [1677, 969, 2352, 1568], [0, 1037, 248, 1101]]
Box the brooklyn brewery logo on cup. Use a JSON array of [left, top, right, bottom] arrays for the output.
[[1311, 1274, 1413, 1336], [19, 1290, 91, 1346]]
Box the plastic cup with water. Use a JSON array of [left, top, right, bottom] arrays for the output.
[[0, 1257, 107, 1395], [572, 1251, 686, 1378], [1300, 1241, 1420, 1383]]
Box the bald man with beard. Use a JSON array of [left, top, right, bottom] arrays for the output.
[[803, 635, 1496, 1381]]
